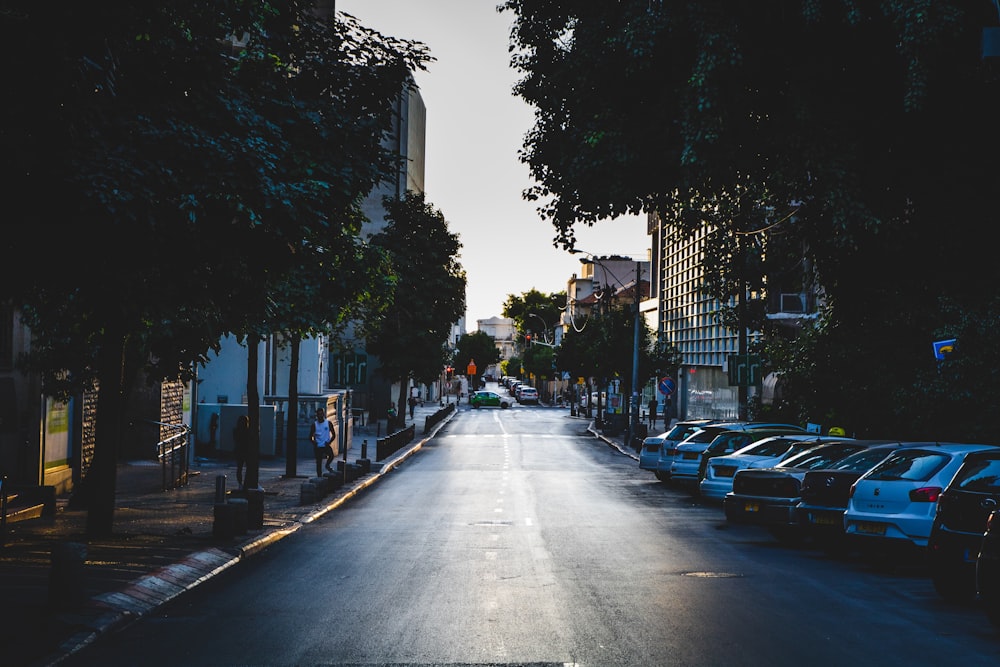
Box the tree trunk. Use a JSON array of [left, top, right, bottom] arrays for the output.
[[396, 379, 409, 430], [245, 333, 261, 490], [85, 330, 128, 537], [285, 333, 300, 478]]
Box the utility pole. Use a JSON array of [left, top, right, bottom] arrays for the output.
[[628, 261, 641, 450]]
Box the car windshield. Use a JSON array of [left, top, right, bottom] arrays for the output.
[[777, 443, 864, 469], [863, 449, 951, 482], [708, 432, 753, 453], [737, 437, 807, 458], [664, 423, 707, 441]]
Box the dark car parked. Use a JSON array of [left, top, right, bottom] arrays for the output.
[[796, 442, 907, 551], [978, 509, 1000, 627], [928, 449, 1000, 602], [724, 440, 882, 542]]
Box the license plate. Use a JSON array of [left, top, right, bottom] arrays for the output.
[[683, 452, 699, 460], [810, 513, 839, 526], [716, 466, 736, 478], [744, 502, 759, 513], [855, 521, 886, 535]]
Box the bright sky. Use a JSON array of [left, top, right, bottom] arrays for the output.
[[337, 0, 650, 327]]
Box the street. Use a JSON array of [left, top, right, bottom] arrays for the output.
[[60, 399, 1000, 666]]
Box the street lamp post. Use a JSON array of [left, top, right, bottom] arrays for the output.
[[569, 249, 643, 450]]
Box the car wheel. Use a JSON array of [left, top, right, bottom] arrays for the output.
[[932, 563, 977, 603], [472, 403, 479, 409], [501, 402, 509, 408], [654, 471, 667, 482]]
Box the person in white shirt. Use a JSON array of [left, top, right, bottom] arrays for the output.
[[309, 408, 335, 476]]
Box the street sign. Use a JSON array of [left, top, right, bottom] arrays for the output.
[[933, 338, 956, 361], [658, 376, 676, 396], [467, 359, 477, 376], [727, 355, 762, 387]]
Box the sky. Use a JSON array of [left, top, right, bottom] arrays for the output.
[[336, 0, 650, 327]]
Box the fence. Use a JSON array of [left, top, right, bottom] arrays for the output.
[[424, 403, 456, 434], [376, 423, 415, 461], [156, 425, 191, 491]]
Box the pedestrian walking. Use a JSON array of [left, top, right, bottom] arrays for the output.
[[232, 414, 251, 489], [648, 398, 658, 428], [310, 407, 335, 476], [408, 395, 417, 419]]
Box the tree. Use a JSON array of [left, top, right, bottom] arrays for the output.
[[502, 289, 564, 342], [501, 1, 1000, 438], [0, 3, 430, 534], [367, 191, 467, 425], [454, 332, 501, 391]]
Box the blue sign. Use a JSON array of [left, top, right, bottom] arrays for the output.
[[933, 338, 957, 361], [658, 376, 676, 396]]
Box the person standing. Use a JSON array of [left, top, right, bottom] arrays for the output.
[[408, 395, 417, 419], [232, 415, 251, 489], [648, 398, 658, 428], [310, 407, 335, 476]]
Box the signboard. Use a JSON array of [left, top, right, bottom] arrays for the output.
[[727, 354, 762, 387], [933, 338, 956, 361], [657, 376, 676, 396], [466, 359, 477, 376]]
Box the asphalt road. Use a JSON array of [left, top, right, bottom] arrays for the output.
[[59, 402, 1000, 666]]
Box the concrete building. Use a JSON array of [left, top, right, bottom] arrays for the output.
[[476, 316, 516, 378]]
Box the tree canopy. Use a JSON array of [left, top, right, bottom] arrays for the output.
[[502, 1, 1000, 439], [0, 2, 432, 534], [367, 190, 467, 417]]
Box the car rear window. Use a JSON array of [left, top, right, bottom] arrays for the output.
[[864, 449, 951, 482], [778, 444, 864, 469], [828, 447, 898, 472], [951, 457, 1000, 492]]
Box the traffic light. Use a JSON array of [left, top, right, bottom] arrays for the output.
[[445, 366, 453, 380], [525, 334, 532, 346]]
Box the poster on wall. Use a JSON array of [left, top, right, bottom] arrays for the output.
[[45, 397, 71, 469]]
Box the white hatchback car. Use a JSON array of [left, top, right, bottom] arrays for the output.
[[639, 431, 671, 472], [700, 435, 841, 501], [844, 442, 1000, 549], [669, 422, 804, 488]]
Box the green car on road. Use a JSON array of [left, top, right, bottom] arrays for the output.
[[471, 391, 510, 409]]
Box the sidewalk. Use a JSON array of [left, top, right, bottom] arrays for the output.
[[0, 397, 633, 667], [0, 400, 455, 667]]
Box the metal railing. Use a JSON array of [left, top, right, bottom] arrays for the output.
[[154, 423, 192, 491]]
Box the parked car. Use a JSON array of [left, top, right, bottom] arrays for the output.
[[795, 442, 909, 550], [844, 442, 999, 553], [670, 422, 806, 489], [724, 440, 875, 541], [516, 386, 539, 405], [695, 428, 818, 494], [700, 434, 845, 502], [653, 419, 718, 482], [978, 509, 1000, 627], [926, 448, 1000, 601], [470, 391, 510, 409], [639, 430, 672, 472]]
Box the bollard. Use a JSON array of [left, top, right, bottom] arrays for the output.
[[215, 474, 227, 504], [213, 503, 235, 539], [49, 542, 87, 609], [229, 498, 249, 535], [361, 439, 368, 459], [245, 488, 264, 530]]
